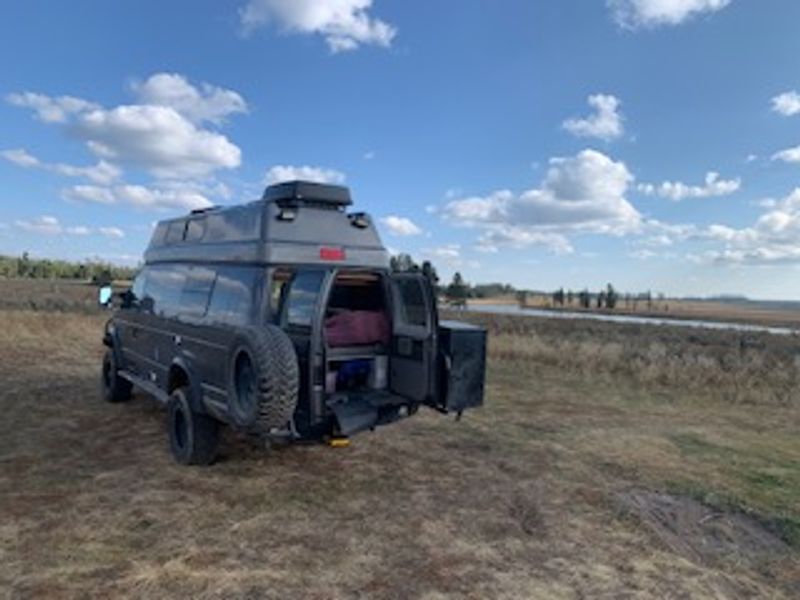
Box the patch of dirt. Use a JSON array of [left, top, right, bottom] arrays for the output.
[[615, 488, 790, 566]]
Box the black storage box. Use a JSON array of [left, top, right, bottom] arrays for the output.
[[438, 320, 487, 412]]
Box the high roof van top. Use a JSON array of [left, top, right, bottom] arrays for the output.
[[145, 181, 389, 269]]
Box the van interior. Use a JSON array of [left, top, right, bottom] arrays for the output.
[[323, 271, 391, 396]]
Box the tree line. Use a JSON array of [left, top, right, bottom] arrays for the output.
[[548, 286, 665, 310], [387, 253, 669, 311], [0, 253, 138, 283]]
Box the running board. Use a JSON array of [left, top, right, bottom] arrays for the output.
[[118, 370, 169, 404]]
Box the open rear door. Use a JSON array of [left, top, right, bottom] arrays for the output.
[[388, 272, 439, 407]]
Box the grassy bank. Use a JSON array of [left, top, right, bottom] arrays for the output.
[[0, 309, 798, 598]]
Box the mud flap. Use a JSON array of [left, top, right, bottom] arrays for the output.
[[327, 393, 378, 436]]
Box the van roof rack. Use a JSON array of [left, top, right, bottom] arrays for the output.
[[262, 180, 352, 208]]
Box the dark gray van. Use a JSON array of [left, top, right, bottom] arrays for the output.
[[102, 181, 486, 464]]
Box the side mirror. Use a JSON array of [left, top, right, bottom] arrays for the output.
[[119, 290, 134, 309]]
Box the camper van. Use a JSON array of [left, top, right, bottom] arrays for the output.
[[101, 181, 486, 465]]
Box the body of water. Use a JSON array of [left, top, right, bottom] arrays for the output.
[[465, 303, 798, 336]]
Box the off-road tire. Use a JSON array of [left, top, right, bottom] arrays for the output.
[[167, 387, 220, 466], [229, 325, 299, 435], [101, 349, 132, 403]]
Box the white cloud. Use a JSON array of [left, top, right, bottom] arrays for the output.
[[99, 226, 125, 238], [563, 94, 624, 141], [62, 185, 117, 205], [442, 149, 639, 253], [772, 91, 800, 117], [608, 0, 731, 29], [630, 248, 657, 260], [75, 104, 241, 179], [7, 74, 244, 180], [2, 148, 122, 185], [133, 73, 247, 125], [1, 148, 41, 168], [637, 171, 740, 201], [240, 0, 396, 52], [702, 188, 800, 264], [51, 160, 122, 185], [13, 218, 124, 239], [62, 183, 212, 211], [420, 244, 479, 269], [6, 92, 99, 123], [380, 215, 422, 236], [772, 146, 800, 164], [113, 184, 213, 211], [476, 227, 574, 255], [264, 164, 346, 185], [16, 215, 63, 235], [66, 226, 91, 236]]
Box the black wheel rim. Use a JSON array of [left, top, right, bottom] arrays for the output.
[[235, 354, 257, 418]]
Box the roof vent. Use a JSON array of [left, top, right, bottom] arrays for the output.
[[262, 180, 352, 210], [190, 205, 220, 215]]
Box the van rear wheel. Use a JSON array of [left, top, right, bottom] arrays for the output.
[[229, 325, 299, 434], [168, 388, 220, 465]]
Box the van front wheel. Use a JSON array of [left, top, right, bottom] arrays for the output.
[[167, 388, 220, 466], [101, 350, 132, 403]]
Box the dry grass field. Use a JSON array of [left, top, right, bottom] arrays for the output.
[[0, 295, 798, 597], [0, 279, 125, 313]]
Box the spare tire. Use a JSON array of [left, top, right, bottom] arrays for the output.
[[228, 325, 299, 434]]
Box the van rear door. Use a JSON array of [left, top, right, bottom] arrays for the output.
[[388, 273, 438, 406]]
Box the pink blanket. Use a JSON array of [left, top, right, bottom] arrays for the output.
[[325, 310, 391, 347]]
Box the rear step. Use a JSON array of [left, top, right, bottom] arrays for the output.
[[326, 391, 411, 436]]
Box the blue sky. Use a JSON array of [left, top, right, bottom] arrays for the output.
[[2, 0, 800, 298]]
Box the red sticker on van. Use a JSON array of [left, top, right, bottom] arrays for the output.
[[320, 247, 345, 260]]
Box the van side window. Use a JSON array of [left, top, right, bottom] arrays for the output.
[[165, 221, 186, 244], [205, 208, 261, 242], [129, 269, 147, 308], [179, 266, 215, 318], [395, 277, 429, 328], [206, 267, 257, 326], [144, 265, 186, 318], [285, 270, 325, 328], [184, 219, 206, 243], [270, 268, 293, 322]]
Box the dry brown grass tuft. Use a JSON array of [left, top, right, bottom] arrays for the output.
[[0, 309, 798, 598]]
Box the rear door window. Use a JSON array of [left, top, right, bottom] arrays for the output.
[[393, 276, 430, 329], [285, 270, 325, 328]]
